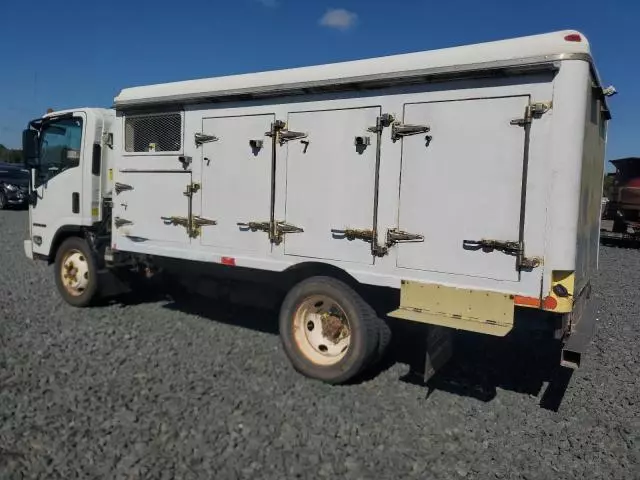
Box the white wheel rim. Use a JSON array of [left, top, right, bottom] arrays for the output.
[[292, 295, 351, 366], [60, 249, 90, 296]]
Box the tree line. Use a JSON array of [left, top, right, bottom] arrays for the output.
[[0, 145, 23, 164]]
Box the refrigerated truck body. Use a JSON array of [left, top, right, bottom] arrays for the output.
[[22, 30, 609, 383]]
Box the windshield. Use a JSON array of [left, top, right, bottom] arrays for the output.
[[35, 117, 83, 186]]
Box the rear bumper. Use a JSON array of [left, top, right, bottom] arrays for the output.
[[560, 284, 596, 369]]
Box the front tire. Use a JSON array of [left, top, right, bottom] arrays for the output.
[[279, 276, 379, 384], [54, 237, 99, 307]]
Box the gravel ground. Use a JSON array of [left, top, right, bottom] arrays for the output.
[[0, 209, 638, 479]]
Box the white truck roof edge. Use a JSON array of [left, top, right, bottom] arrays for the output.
[[113, 30, 594, 109], [42, 107, 115, 119]]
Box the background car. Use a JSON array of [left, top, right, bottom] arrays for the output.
[[0, 163, 29, 210]]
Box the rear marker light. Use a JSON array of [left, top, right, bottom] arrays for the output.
[[542, 296, 558, 310], [514, 295, 558, 310], [221, 256, 236, 266], [564, 33, 582, 42]]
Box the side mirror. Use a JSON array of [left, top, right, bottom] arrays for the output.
[[22, 129, 39, 168]]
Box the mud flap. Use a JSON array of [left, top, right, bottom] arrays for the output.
[[560, 284, 596, 369], [424, 326, 454, 382]]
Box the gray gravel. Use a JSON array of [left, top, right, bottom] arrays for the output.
[[1, 209, 638, 480]]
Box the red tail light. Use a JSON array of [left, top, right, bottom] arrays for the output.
[[564, 33, 582, 42]]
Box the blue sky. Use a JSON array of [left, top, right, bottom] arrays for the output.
[[0, 0, 637, 164]]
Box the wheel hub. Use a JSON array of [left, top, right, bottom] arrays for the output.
[[293, 295, 351, 366], [321, 313, 348, 343], [60, 250, 90, 296]]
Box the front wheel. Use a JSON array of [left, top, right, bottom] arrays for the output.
[[279, 276, 379, 384], [54, 237, 99, 307]]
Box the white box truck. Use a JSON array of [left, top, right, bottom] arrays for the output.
[[22, 30, 610, 384]]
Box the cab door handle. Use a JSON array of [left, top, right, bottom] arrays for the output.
[[72, 192, 79, 214]]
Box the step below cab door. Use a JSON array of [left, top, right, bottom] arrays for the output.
[[396, 96, 530, 282]]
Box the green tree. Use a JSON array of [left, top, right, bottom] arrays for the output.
[[0, 144, 23, 164]]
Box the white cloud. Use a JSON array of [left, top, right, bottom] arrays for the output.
[[256, 0, 279, 7], [319, 8, 358, 31]]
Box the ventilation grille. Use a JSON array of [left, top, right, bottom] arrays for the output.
[[124, 113, 182, 152]]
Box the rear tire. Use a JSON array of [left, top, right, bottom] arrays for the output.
[[373, 317, 392, 364], [54, 237, 99, 307], [279, 276, 379, 384]]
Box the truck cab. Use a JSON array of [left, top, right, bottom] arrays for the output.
[[23, 108, 115, 262]]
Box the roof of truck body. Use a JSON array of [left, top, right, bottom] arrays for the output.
[[115, 30, 594, 109]]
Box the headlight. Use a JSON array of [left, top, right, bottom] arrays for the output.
[[5, 184, 17, 192]]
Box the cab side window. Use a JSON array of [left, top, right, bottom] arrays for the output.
[[37, 118, 83, 186]]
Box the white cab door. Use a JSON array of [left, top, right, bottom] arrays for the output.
[[30, 114, 86, 257], [396, 96, 529, 281], [284, 107, 381, 265], [199, 114, 274, 254]]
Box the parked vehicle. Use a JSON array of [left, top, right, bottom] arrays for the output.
[[601, 157, 640, 240], [0, 164, 29, 209], [21, 30, 610, 384]]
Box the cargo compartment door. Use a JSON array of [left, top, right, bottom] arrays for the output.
[[199, 114, 274, 255], [113, 170, 192, 245], [396, 96, 530, 281], [283, 107, 381, 264]]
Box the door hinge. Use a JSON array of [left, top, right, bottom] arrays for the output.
[[195, 133, 219, 146], [386, 229, 424, 246], [331, 227, 374, 242], [183, 183, 201, 197], [193, 216, 217, 227], [331, 227, 425, 255], [510, 101, 552, 126], [114, 217, 133, 228], [238, 221, 271, 233], [462, 239, 542, 270], [101, 131, 114, 148], [367, 114, 395, 134], [161, 215, 217, 238], [331, 228, 389, 256], [390, 123, 431, 142], [266, 120, 308, 145], [238, 220, 303, 245], [114, 182, 133, 195], [161, 216, 190, 231]]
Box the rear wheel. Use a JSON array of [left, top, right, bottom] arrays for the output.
[[54, 237, 99, 307], [279, 276, 379, 384], [373, 316, 392, 364]]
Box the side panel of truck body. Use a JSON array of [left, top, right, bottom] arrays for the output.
[[542, 60, 607, 297], [576, 67, 608, 290], [110, 68, 571, 299]]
